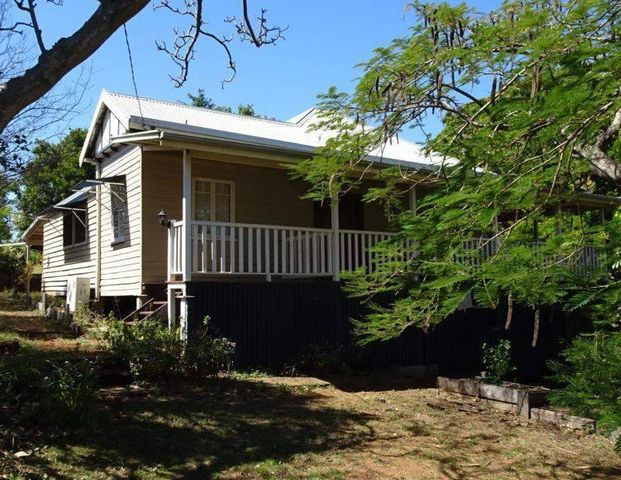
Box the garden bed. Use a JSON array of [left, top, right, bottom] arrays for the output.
[[437, 376, 596, 432]]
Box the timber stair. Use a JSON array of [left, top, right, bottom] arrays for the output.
[[121, 294, 168, 324]]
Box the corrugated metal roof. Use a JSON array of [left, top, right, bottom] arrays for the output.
[[92, 90, 448, 169]]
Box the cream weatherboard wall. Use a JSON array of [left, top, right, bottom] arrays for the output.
[[40, 146, 142, 297], [98, 146, 142, 297], [42, 143, 398, 296], [140, 149, 393, 285], [141, 150, 320, 285], [41, 198, 97, 294]]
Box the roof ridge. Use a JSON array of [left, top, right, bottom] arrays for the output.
[[105, 90, 302, 128]]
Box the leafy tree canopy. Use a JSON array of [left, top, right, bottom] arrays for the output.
[[13, 129, 94, 233], [292, 0, 621, 343], [185, 88, 271, 119]]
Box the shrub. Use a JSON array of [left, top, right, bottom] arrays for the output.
[[549, 332, 621, 450], [41, 359, 97, 426], [99, 317, 184, 380], [184, 337, 236, 376], [0, 364, 21, 404], [0, 357, 97, 428], [98, 315, 235, 381], [293, 342, 350, 375], [481, 339, 515, 384], [70, 303, 95, 335]]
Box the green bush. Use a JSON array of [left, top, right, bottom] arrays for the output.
[[184, 337, 235, 377], [0, 357, 97, 428], [99, 317, 185, 380], [41, 359, 97, 425], [293, 342, 351, 375], [0, 364, 21, 404], [549, 332, 621, 449], [98, 315, 235, 381], [72, 303, 92, 329], [481, 339, 515, 384]]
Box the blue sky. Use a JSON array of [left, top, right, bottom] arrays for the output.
[[34, 0, 501, 140]]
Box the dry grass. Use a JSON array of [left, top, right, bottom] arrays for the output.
[[1, 304, 620, 479]]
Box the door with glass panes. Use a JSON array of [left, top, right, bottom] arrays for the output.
[[192, 178, 235, 272]]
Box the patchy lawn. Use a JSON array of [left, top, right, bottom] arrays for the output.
[[1, 304, 620, 479]]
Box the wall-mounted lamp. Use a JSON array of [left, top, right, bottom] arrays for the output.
[[157, 209, 170, 228]]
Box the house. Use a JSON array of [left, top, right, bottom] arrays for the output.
[[20, 91, 434, 309], [20, 90, 620, 369]]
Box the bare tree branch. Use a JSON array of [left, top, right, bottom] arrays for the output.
[[0, 0, 150, 133], [157, 0, 285, 88], [233, 0, 287, 47], [156, 0, 237, 87], [15, 0, 46, 53]]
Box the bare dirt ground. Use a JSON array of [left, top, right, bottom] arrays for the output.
[[1, 302, 620, 479]]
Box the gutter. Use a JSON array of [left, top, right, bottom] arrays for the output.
[[155, 127, 438, 171], [81, 130, 162, 164], [161, 129, 440, 171]]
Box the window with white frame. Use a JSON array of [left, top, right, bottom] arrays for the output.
[[193, 179, 234, 222], [110, 183, 128, 243]]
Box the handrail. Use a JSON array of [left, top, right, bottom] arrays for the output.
[[120, 287, 168, 322], [190, 220, 333, 234], [121, 297, 156, 323], [141, 302, 168, 322], [339, 229, 398, 236], [183, 219, 401, 237]]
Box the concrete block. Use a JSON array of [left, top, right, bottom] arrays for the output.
[[484, 398, 517, 414], [480, 383, 519, 403], [530, 408, 596, 432], [437, 377, 480, 397], [516, 390, 530, 418]]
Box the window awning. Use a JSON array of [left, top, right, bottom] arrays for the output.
[[53, 186, 93, 211], [71, 175, 125, 190]]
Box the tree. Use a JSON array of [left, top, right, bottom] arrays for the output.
[[13, 128, 93, 233], [292, 0, 621, 343], [0, 0, 285, 180], [186, 88, 260, 117]]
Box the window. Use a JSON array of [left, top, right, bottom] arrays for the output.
[[63, 208, 87, 248], [110, 183, 128, 244], [193, 179, 234, 222]]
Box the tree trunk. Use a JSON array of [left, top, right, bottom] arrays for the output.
[[504, 294, 513, 330], [0, 0, 150, 133], [531, 306, 540, 347]]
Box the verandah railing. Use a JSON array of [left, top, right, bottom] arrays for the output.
[[168, 221, 604, 280], [459, 237, 605, 275], [168, 220, 415, 279]]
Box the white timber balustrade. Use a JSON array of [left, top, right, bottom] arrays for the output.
[[166, 222, 604, 281], [338, 230, 414, 273], [167, 220, 412, 280]]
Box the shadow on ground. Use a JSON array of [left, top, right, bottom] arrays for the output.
[[314, 372, 436, 392], [22, 377, 375, 479]]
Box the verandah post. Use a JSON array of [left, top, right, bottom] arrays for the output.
[[167, 286, 177, 328], [167, 223, 174, 281], [331, 195, 340, 281], [409, 186, 417, 216], [182, 149, 192, 282]]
